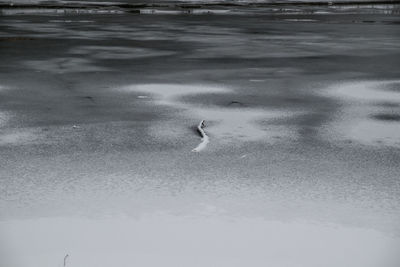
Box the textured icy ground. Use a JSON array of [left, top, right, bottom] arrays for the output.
[[2, 215, 400, 267], [1, 10, 400, 267]]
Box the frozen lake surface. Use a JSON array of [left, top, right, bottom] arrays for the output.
[[0, 7, 400, 267]]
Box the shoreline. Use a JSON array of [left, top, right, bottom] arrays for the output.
[[1, 1, 399, 15]]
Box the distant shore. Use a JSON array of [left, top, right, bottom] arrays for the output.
[[1, 0, 399, 15]]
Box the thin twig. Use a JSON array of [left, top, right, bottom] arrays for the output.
[[192, 120, 209, 152], [64, 254, 69, 267]]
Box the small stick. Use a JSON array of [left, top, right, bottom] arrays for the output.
[[196, 120, 206, 137], [192, 120, 209, 152], [64, 254, 69, 267]]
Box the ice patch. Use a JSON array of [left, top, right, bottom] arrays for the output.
[[131, 84, 228, 104], [347, 120, 400, 147], [328, 80, 400, 103], [0, 130, 39, 145], [323, 80, 400, 147], [0, 86, 10, 128], [69, 46, 175, 59], [0, 112, 9, 128], [24, 58, 109, 73], [122, 84, 296, 150], [49, 20, 94, 23], [284, 19, 318, 22]]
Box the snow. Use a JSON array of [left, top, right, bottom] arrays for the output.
[[1, 214, 399, 267]]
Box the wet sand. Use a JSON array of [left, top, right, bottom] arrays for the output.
[[1, 8, 400, 267]]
